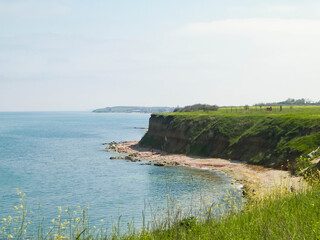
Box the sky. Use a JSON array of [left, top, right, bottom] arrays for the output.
[[1, 0, 320, 111]]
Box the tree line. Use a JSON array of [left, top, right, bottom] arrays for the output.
[[174, 104, 219, 112]]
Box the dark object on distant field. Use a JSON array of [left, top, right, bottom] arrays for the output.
[[174, 104, 219, 112], [267, 106, 273, 111]]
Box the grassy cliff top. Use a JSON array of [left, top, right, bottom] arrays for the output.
[[156, 106, 320, 119]]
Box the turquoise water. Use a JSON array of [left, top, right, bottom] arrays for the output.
[[0, 112, 241, 229]]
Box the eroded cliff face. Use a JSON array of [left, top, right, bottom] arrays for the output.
[[139, 115, 197, 153], [139, 114, 320, 168]]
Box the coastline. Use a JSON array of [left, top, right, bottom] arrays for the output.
[[107, 141, 305, 197]]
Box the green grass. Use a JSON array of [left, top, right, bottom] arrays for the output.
[[140, 185, 320, 240], [162, 105, 320, 117]]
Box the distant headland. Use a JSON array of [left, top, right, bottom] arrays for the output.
[[92, 106, 175, 113]]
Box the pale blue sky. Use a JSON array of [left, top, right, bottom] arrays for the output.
[[1, 0, 320, 111]]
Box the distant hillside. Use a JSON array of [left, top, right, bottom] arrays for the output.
[[93, 106, 175, 113]]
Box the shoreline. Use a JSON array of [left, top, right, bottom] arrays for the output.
[[107, 141, 305, 196]]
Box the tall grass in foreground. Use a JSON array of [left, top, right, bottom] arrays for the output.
[[149, 187, 320, 240], [0, 187, 243, 239], [1, 177, 319, 239]]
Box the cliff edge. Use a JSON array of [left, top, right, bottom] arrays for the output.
[[139, 110, 320, 168]]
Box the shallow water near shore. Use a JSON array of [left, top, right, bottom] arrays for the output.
[[0, 112, 242, 230]]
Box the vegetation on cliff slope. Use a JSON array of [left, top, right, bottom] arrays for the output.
[[140, 106, 320, 168]]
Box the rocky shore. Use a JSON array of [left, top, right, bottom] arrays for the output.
[[106, 141, 305, 197]]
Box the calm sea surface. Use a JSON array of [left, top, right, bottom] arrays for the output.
[[0, 112, 241, 229]]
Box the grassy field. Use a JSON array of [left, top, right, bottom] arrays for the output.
[[166, 105, 320, 118]]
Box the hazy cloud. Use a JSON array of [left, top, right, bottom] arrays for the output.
[[0, 0, 70, 17], [177, 19, 320, 37]]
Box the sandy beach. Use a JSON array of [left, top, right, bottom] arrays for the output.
[[107, 141, 305, 196]]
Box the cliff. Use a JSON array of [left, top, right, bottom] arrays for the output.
[[139, 110, 320, 168]]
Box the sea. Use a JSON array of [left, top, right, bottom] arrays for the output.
[[0, 112, 242, 231]]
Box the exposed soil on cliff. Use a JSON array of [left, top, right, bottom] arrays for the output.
[[107, 141, 305, 197]]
